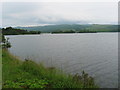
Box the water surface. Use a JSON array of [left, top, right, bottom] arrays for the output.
[[6, 33, 118, 88]]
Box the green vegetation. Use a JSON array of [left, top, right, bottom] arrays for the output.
[[1, 24, 119, 35], [0, 55, 1, 89], [16, 24, 119, 33], [78, 30, 97, 33], [0, 49, 1, 90], [2, 27, 41, 35], [52, 30, 76, 33], [2, 35, 11, 48], [52, 30, 97, 33], [2, 49, 98, 88]]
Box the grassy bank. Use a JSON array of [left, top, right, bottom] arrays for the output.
[[0, 47, 2, 89], [2, 49, 98, 88]]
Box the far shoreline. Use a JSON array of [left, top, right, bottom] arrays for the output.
[[4, 32, 118, 36]]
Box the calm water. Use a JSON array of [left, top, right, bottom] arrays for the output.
[[6, 33, 118, 88]]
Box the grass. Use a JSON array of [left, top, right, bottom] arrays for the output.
[[2, 49, 98, 88], [0, 47, 2, 89], [0, 34, 2, 89]]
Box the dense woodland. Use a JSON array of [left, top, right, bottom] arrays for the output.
[[1, 27, 41, 35]]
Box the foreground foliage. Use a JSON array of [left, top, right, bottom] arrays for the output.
[[2, 49, 98, 88], [2, 35, 11, 48]]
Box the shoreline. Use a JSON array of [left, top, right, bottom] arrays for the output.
[[2, 49, 98, 88], [4, 32, 118, 37]]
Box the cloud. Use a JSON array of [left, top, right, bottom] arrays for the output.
[[2, 2, 118, 27]]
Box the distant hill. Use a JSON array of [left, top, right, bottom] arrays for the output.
[[15, 24, 118, 33]]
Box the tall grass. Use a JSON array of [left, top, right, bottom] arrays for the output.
[[2, 49, 98, 88]]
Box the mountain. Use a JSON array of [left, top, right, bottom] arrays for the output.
[[15, 24, 118, 33]]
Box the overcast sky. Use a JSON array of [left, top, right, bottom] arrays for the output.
[[2, 2, 118, 27]]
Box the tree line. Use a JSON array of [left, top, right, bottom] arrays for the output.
[[2, 27, 41, 35], [52, 30, 97, 34]]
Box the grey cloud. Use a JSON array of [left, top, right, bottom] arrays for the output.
[[2, 2, 118, 27]]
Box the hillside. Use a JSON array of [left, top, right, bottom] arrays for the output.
[[16, 24, 118, 33]]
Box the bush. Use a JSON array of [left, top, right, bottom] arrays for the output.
[[2, 36, 11, 48], [3, 78, 49, 88]]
